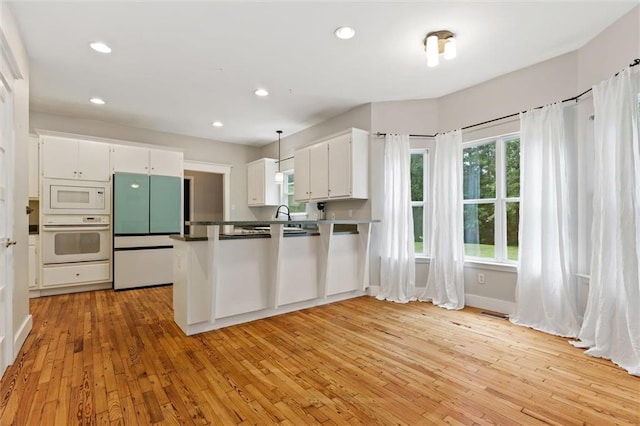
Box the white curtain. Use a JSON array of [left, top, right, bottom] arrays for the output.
[[572, 67, 640, 376], [419, 130, 464, 310], [510, 103, 580, 337], [377, 134, 416, 303]]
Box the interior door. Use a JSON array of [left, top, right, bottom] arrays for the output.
[[0, 79, 15, 375]]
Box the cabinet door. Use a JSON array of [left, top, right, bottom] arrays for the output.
[[41, 137, 78, 179], [78, 141, 111, 181], [328, 134, 352, 198], [150, 175, 181, 234], [247, 161, 265, 205], [28, 236, 37, 288], [112, 145, 149, 174], [28, 136, 39, 198], [309, 143, 329, 200], [150, 149, 183, 177], [294, 148, 310, 202]]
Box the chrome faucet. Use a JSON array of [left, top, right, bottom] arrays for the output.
[[275, 204, 291, 221]]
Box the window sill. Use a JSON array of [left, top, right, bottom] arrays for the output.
[[413, 255, 518, 273]]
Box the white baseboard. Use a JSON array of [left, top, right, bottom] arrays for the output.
[[465, 294, 515, 315], [367, 286, 514, 315], [14, 314, 32, 356], [29, 282, 112, 298], [367, 285, 380, 297]]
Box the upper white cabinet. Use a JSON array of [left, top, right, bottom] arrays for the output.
[[294, 143, 329, 201], [111, 145, 149, 174], [149, 149, 183, 177], [294, 128, 369, 202], [247, 158, 279, 206], [28, 136, 39, 198], [111, 145, 183, 177], [41, 136, 111, 181]]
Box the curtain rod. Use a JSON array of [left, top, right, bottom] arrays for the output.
[[376, 57, 640, 138]]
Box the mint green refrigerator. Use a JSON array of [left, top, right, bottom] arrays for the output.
[[113, 172, 181, 289], [113, 173, 181, 235]]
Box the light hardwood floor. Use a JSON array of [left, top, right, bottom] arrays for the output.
[[1, 286, 638, 425]]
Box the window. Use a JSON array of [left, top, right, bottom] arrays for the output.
[[462, 134, 520, 262], [410, 150, 429, 255], [282, 171, 306, 214]]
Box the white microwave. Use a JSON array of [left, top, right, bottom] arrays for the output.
[[43, 179, 111, 214]]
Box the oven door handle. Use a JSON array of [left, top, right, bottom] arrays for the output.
[[42, 226, 111, 232]]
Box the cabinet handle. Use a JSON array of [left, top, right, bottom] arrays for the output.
[[76, 273, 80, 276]]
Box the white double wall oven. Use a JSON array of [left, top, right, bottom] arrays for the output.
[[39, 178, 112, 289]]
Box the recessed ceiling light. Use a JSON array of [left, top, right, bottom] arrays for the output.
[[90, 97, 105, 105], [334, 26, 355, 40], [254, 88, 269, 97], [89, 42, 112, 54], [212, 121, 223, 127]]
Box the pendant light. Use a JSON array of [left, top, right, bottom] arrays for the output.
[[274, 130, 284, 184]]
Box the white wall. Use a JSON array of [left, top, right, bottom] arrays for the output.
[[29, 111, 262, 221], [2, 0, 31, 365], [185, 170, 223, 237], [365, 5, 640, 313]]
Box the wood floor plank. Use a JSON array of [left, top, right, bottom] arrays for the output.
[[1, 286, 638, 425]]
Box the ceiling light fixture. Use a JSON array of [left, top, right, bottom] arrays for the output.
[[212, 121, 223, 127], [275, 130, 284, 185], [90, 41, 112, 54], [254, 88, 269, 97], [90, 97, 105, 105], [424, 30, 456, 67], [334, 26, 355, 40]]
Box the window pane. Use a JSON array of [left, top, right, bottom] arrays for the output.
[[410, 153, 424, 201], [287, 195, 306, 213], [464, 203, 495, 258], [463, 142, 496, 199], [412, 206, 424, 253], [505, 138, 521, 198], [506, 201, 519, 260], [285, 173, 306, 213]]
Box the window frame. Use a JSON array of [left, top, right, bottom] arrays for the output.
[[281, 169, 306, 217], [462, 132, 520, 264], [411, 148, 429, 257]]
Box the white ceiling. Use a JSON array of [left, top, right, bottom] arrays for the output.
[[9, 1, 638, 146]]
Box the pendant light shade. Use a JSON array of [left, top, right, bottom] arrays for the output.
[[275, 130, 284, 184]]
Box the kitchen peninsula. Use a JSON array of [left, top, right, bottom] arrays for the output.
[[171, 220, 378, 335]]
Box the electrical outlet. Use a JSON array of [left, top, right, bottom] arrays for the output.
[[348, 209, 353, 218], [478, 273, 485, 284]]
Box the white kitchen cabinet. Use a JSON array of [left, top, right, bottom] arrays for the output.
[[294, 143, 329, 202], [294, 147, 311, 201], [41, 136, 110, 181], [247, 158, 279, 206], [42, 261, 110, 287], [111, 145, 183, 177], [111, 145, 150, 174], [150, 149, 183, 177], [28, 235, 38, 289], [28, 136, 39, 198], [294, 128, 369, 202]]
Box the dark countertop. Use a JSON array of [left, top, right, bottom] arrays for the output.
[[186, 219, 379, 226], [170, 230, 359, 242]]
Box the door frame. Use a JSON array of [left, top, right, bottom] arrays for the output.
[[183, 160, 231, 230]]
